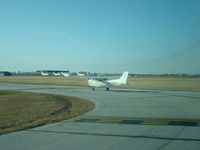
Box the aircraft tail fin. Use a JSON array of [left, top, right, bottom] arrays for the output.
[[119, 71, 129, 84]]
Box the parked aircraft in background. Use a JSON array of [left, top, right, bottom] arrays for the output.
[[53, 72, 61, 76], [88, 72, 129, 91], [41, 71, 49, 76], [61, 72, 70, 77], [76, 72, 85, 76]]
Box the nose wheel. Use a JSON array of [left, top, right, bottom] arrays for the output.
[[92, 87, 95, 91], [106, 87, 109, 91]]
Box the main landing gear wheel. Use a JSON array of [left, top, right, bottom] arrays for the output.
[[106, 87, 109, 91]]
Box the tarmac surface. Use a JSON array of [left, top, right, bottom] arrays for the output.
[[0, 83, 200, 150]]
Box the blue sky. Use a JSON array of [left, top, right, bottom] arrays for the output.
[[0, 0, 200, 74]]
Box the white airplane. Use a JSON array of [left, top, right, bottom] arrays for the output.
[[76, 72, 85, 76], [41, 71, 49, 76], [88, 72, 129, 91], [53, 72, 61, 76], [61, 72, 70, 77]]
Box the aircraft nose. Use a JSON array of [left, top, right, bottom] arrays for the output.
[[88, 79, 94, 86], [88, 79, 92, 84]]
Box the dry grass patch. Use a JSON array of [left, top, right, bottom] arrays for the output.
[[0, 76, 87, 86], [126, 77, 200, 92], [0, 90, 94, 135]]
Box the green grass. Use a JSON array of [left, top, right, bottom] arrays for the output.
[[0, 76, 200, 92], [0, 90, 19, 96], [0, 90, 94, 135]]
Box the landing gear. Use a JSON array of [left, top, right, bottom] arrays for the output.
[[92, 87, 95, 91], [106, 87, 109, 91]]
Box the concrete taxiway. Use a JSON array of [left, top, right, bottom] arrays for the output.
[[0, 83, 200, 150]]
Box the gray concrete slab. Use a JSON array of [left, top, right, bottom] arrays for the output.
[[0, 83, 200, 150]]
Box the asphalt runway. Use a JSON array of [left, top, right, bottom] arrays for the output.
[[1, 83, 200, 150]]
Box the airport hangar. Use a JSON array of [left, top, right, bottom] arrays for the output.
[[0, 71, 11, 76]]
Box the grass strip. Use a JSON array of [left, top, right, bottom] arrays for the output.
[[0, 90, 94, 135]]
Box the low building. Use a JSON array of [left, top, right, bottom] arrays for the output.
[[0, 71, 11, 76]]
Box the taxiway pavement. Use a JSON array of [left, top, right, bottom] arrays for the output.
[[0, 83, 200, 150]]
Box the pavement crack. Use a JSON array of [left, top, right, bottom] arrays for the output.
[[26, 129, 200, 142], [156, 127, 186, 150]]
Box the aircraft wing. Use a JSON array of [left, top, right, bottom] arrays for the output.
[[95, 78, 113, 86], [94, 78, 108, 81]]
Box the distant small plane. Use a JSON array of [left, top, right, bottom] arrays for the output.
[[76, 72, 85, 76], [53, 72, 60, 76], [41, 71, 49, 76], [61, 72, 70, 77], [88, 72, 129, 91]]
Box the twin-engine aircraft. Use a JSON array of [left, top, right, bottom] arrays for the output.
[[88, 72, 129, 91]]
